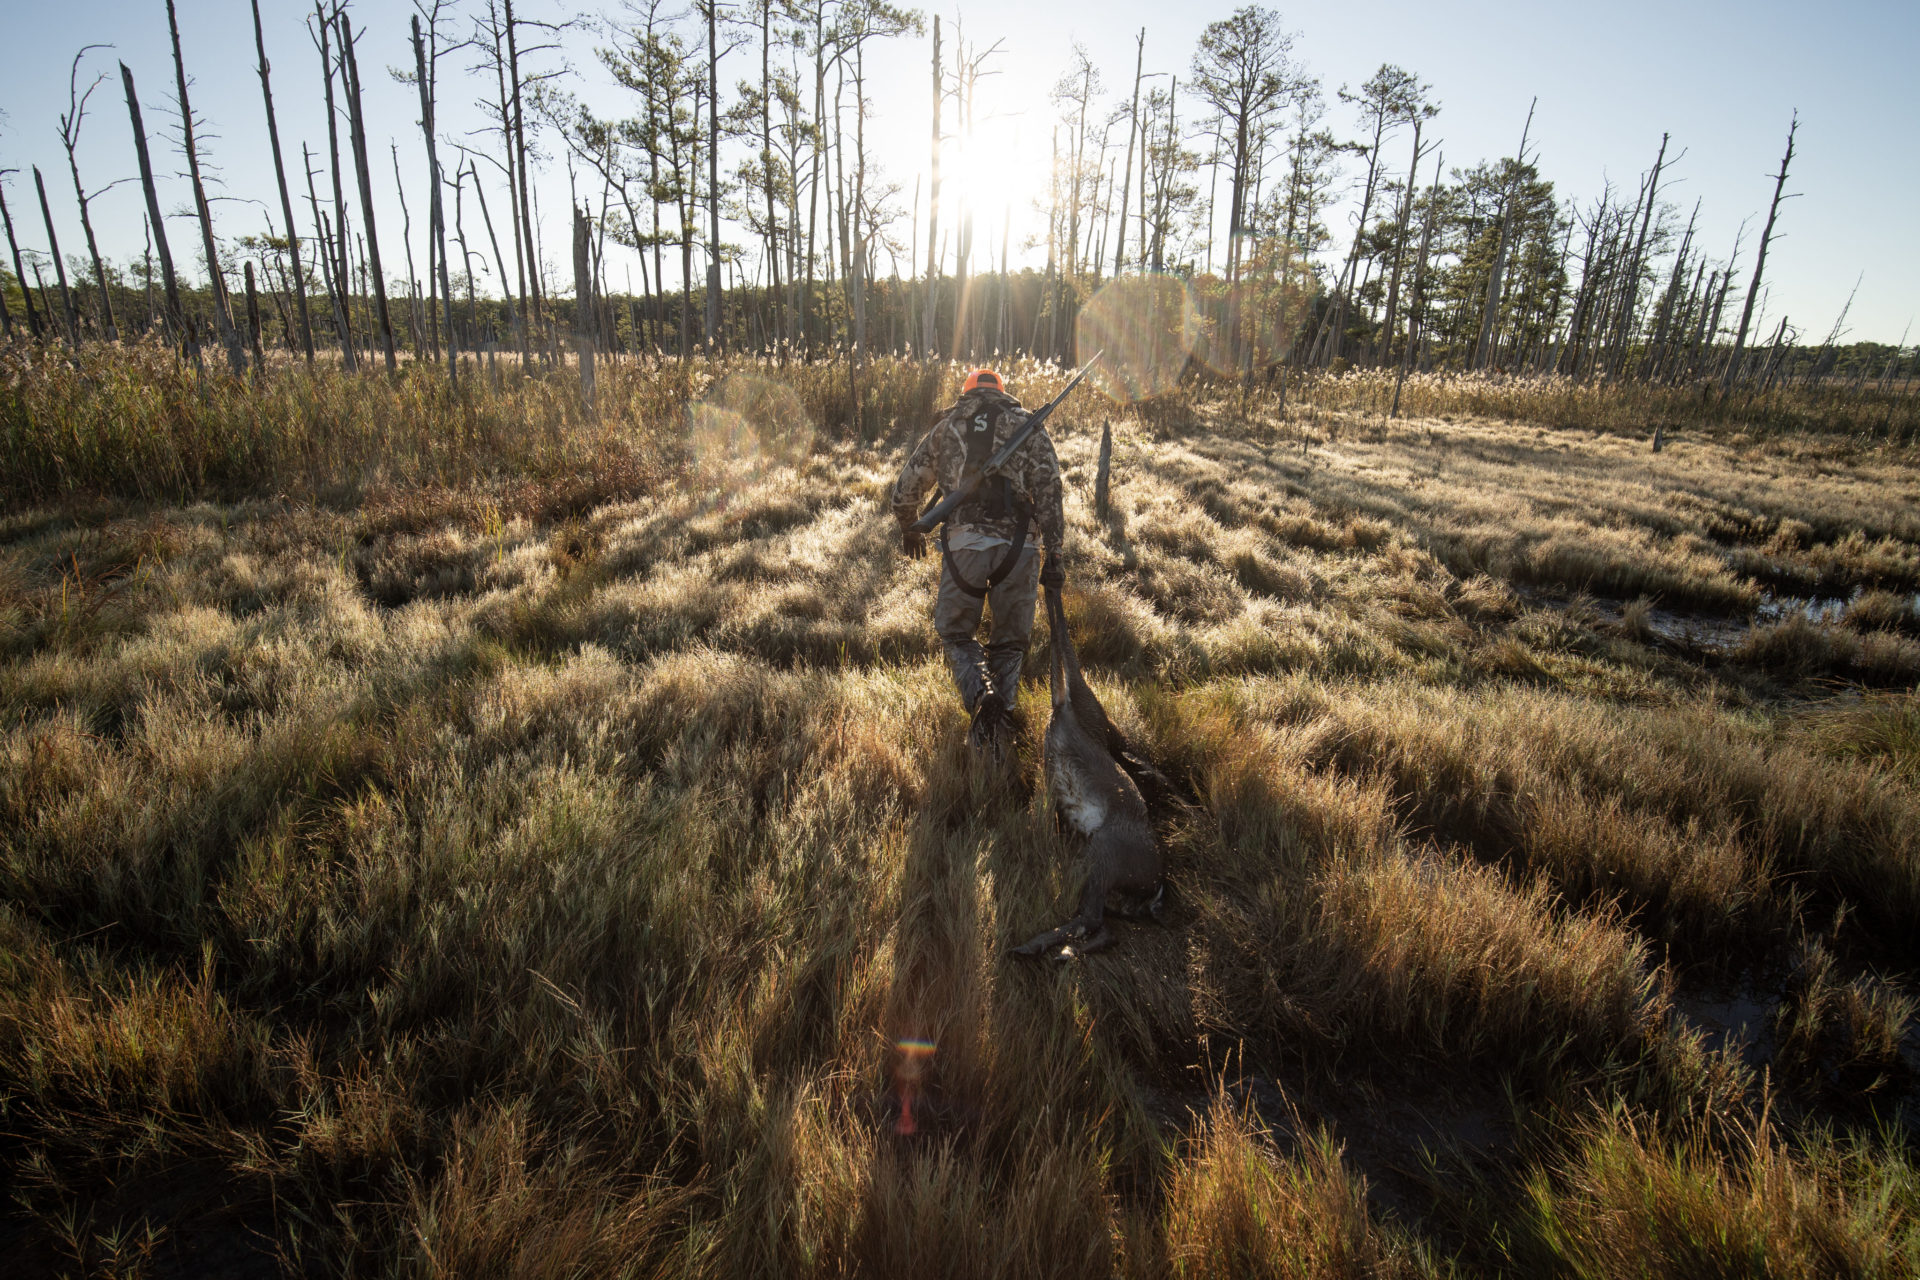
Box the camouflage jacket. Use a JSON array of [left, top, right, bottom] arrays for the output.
[[889, 390, 1066, 551]]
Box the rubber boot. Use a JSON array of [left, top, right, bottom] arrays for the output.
[[967, 689, 1010, 762], [986, 645, 1027, 734], [942, 637, 995, 714]]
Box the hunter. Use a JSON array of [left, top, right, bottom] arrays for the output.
[[891, 367, 1066, 755]]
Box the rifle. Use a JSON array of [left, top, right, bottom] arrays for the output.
[[909, 351, 1105, 536]]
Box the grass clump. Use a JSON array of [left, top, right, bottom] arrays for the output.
[[1520, 1107, 1918, 1279]]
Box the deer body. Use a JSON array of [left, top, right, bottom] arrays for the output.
[[1013, 585, 1163, 957]]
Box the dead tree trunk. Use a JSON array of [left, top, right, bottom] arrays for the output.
[[469, 161, 521, 363], [1112, 28, 1145, 277], [337, 13, 396, 372], [573, 202, 595, 412], [31, 168, 78, 344], [1645, 199, 1699, 381], [1473, 99, 1534, 371], [503, 0, 544, 355], [1094, 420, 1113, 517], [59, 56, 118, 341], [1721, 112, 1797, 395], [244, 261, 266, 369], [391, 143, 426, 359], [167, 0, 246, 374], [412, 14, 458, 386], [1605, 132, 1669, 379], [253, 0, 314, 361], [303, 146, 354, 366], [122, 67, 183, 351], [923, 14, 941, 357], [1, 184, 45, 338], [1391, 149, 1443, 419], [1380, 118, 1428, 369], [314, 4, 356, 367]]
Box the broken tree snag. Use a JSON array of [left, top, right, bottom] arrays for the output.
[[467, 160, 521, 363], [502, 0, 544, 352], [60, 50, 119, 341], [1607, 131, 1673, 380], [1722, 111, 1799, 396], [1392, 148, 1444, 420], [120, 66, 183, 349], [313, 3, 357, 369], [1, 182, 46, 338], [303, 143, 354, 368], [337, 12, 396, 373], [1095, 421, 1113, 519], [244, 261, 265, 370], [1474, 97, 1535, 371], [923, 13, 941, 357], [32, 167, 79, 344], [252, 0, 314, 362], [573, 202, 595, 414], [411, 13, 458, 387], [166, 0, 247, 375]]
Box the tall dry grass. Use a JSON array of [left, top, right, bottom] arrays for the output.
[[2, 353, 1917, 1273]]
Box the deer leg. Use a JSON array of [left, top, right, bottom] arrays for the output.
[[1059, 923, 1112, 956]]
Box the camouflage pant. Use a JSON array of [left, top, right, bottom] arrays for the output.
[[934, 544, 1040, 713]]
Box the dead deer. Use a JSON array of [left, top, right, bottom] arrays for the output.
[[1012, 585, 1165, 958]]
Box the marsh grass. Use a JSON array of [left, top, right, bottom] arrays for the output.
[[2, 350, 1918, 1273], [1516, 1105, 1919, 1279]]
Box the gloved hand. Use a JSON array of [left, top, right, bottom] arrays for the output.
[[901, 525, 927, 559], [1039, 551, 1065, 590]]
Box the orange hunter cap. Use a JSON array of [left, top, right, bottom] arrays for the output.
[[962, 368, 1004, 395]]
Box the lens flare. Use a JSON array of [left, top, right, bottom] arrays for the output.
[[1074, 273, 1199, 403], [1194, 239, 1320, 380], [893, 1037, 936, 1136], [688, 373, 815, 480]]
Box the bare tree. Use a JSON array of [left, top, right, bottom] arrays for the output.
[[1112, 28, 1145, 277], [1471, 97, 1535, 371], [573, 200, 594, 410], [947, 25, 1000, 358], [167, 0, 247, 373], [312, 4, 357, 366], [31, 167, 77, 343], [1604, 131, 1677, 379], [252, 1, 314, 361], [922, 12, 941, 356], [1, 176, 46, 338], [336, 11, 397, 372], [412, 7, 462, 384], [1391, 148, 1443, 418], [505, 0, 545, 349], [1378, 111, 1437, 366], [59, 47, 124, 341], [302, 143, 355, 366], [1721, 111, 1798, 395]]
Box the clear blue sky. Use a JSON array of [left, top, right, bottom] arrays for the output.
[[3, 0, 1914, 344]]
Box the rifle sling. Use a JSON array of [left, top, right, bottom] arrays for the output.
[[939, 500, 1033, 599]]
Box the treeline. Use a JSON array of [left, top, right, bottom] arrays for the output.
[[0, 1, 1911, 403]]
